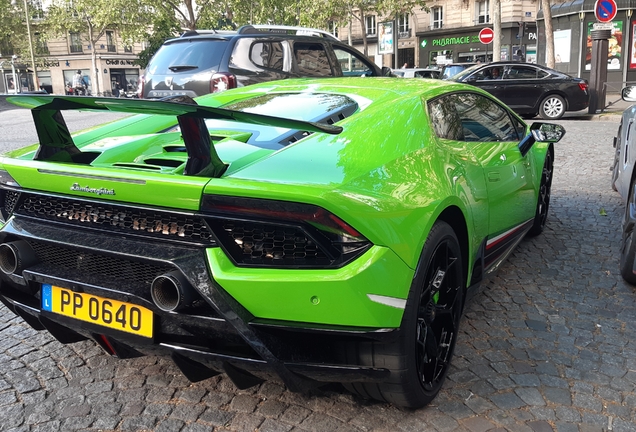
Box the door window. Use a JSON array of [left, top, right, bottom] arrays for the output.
[[333, 46, 375, 76], [429, 93, 521, 142], [293, 43, 333, 76]]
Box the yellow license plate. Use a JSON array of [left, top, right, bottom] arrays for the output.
[[41, 284, 153, 338]]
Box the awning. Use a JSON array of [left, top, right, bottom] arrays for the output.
[[538, 0, 636, 19]]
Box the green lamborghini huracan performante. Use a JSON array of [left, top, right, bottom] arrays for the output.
[[0, 78, 564, 408]]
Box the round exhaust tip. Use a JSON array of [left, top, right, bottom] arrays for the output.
[[151, 271, 195, 312], [0, 241, 37, 275], [0, 243, 18, 274]]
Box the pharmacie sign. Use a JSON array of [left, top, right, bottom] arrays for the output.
[[428, 35, 481, 47]]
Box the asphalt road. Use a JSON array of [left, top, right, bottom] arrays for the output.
[[0, 114, 635, 432]]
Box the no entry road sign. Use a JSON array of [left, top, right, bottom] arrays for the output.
[[479, 28, 494, 44], [595, 0, 617, 23]]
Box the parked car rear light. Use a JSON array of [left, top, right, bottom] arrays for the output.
[[201, 195, 372, 268], [578, 81, 589, 92], [210, 73, 237, 94]]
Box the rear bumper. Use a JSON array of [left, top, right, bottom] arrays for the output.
[[0, 216, 397, 391]]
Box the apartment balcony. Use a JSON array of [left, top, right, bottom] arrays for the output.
[[398, 29, 412, 39], [106, 45, 116, 52], [70, 45, 83, 53]]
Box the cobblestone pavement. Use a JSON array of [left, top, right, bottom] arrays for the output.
[[1, 118, 635, 432]]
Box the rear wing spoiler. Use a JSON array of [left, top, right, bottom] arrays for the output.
[[7, 95, 343, 177]]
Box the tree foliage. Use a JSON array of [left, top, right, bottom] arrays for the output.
[[0, 0, 29, 60], [44, 0, 152, 94]]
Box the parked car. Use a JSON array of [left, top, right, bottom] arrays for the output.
[[392, 67, 440, 79], [140, 24, 385, 99], [440, 62, 476, 79], [611, 86, 636, 283], [1, 78, 564, 408], [449, 61, 590, 119]]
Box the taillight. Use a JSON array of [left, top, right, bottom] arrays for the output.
[[578, 81, 589, 92], [210, 73, 237, 94], [201, 195, 371, 268]]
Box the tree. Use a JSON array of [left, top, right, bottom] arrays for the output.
[[541, 0, 555, 68], [492, 0, 501, 61], [0, 0, 28, 59], [44, 0, 152, 95], [134, 11, 181, 69]]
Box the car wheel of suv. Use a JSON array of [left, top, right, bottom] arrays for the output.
[[611, 124, 622, 192], [528, 146, 554, 237], [342, 221, 464, 408], [620, 178, 636, 284], [539, 94, 566, 119]]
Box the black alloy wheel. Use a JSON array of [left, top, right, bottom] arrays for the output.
[[341, 221, 464, 408], [528, 147, 554, 236], [620, 179, 636, 284], [415, 223, 464, 396]]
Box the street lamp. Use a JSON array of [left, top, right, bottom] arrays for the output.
[[11, 0, 39, 91]]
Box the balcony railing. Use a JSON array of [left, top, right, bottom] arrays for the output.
[[106, 44, 116, 52], [398, 29, 412, 38], [70, 44, 83, 53]]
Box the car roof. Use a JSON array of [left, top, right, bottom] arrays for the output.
[[168, 25, 338, 43]]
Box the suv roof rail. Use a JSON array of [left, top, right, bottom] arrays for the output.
[[237, 25, 338, 40], [180, 29, 236, 37]]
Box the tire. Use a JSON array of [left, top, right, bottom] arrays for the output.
[[539, 94, 566, 119], [620, 179, 636, 284], [611, 124, 622, 192], [527, 147, 554, 237], [343, 221, 464, 408]]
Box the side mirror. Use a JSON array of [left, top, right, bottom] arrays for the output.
[[518, 122, 566, 156], [530, 122, 566, 143], [622, 86, 636, 103]]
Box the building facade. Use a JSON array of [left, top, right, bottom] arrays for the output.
[[1, 27, 145, 96], [537, 0, 635, 93], [338, 0, 540, 69]]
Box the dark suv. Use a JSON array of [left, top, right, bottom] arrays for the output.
[[141, 25, 385, 99]]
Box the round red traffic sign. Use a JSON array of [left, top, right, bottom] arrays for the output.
[[595, 0, 617, 23], [479, 28, 494, 44]]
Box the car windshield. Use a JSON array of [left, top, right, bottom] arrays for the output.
[[448, 64, 483, 80], [147, 39, 228, 75]]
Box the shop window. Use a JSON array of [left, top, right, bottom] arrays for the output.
[[365, 15, 376, 36], [477, 0, 490, 24], [431, 7, 443, 29], [429, 50, 453, 67]]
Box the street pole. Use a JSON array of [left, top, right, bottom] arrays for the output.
[[12, 0, 39, 91], [10, 56, 18, 93]]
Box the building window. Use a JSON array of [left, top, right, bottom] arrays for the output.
[[31, 0, 44, 19], [431, 7, 443, 29], [124, 45, 132, 53], [398, 13, 410, 37], [106, 31, 116, 52], [365, 15, 376, 36], [477, 0, 490, 24], [34, 33, 48, 55], [69, 32, 82, 53]]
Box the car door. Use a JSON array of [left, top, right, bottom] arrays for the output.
[[427, 92, 537, 243], [451, 92, 537, 235], [500, 65, 548, 112], [465, 66, 507, 101]]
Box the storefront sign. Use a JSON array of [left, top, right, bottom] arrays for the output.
[[428, 35, 480, 48], [105, 59, 138, 66]]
